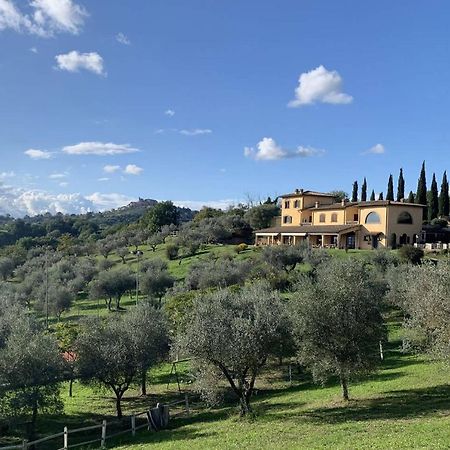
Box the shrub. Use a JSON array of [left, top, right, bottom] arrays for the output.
[[234, 243, 248, 254], [165, 243, 179, 260], [398, 245, 424, 265]]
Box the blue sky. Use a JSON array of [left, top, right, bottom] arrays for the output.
[[0, 0, 449, 215]]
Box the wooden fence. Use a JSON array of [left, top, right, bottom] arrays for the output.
[[1, 394, 190, 450]]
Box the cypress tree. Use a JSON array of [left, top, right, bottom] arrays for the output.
[[407, 191, 415, 203], [370, 190, 375, 201], [439, 171, 449, 217], [397, 168, 405, 201], [416, 161, 427, 220], [351, 181, 358, 202], [428, 173, 439, 221], [378, 192, 384, 201], [361, 178, 367, 202], [386, 174, 394, 201]]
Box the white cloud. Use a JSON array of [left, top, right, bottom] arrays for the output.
[[49, 172, 67, 179], [24, 148, 52, 159], [31, 0, 87, 35], [288, 65, 353, 107], [85, 192, 134, 210], [363, 143, 385, 155], [179, 128, 212, 136], [98, 177, 109, 182], [124, 164, 143, 175], [103, 164, 121, 173], [164, 109, 175, 116], [0, 181, 134, 217], [0, 0, 86, 37], [244, 137, 324, 161], [116, 32, 130, 45], [59, 181, 68, 187], [30, 46, 38, 53], [55, 51, 105, 76], [63, 141, 139, 156]]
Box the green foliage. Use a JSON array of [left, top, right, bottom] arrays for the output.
[[330, 190, 348, 202], [351, 181, 358, 202], [438, 170, 449, 217], [397, 168, 405, 201], [386, 174, 394, 201], [370, 190, 376, 201], [185, 256, 252, 290], [361, 177, 367, 202], [234, 243, 248, 254], [140, 258, 174, 306], [407, 190, 415, 203], [178, 283, 286, 415], [261, 243, 307, 273], [290, 258, 387, 400], [416, 161, 428, 220], [398, 245, 424, 265], [165, 242, 179, 260], [428, 173, 439, 221], [244, 204, 280, 230], [142, 201, 180, 233], [89, 267, 135, 310], [0, 310, 65, 440]]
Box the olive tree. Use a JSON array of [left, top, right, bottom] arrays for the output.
[[140, 259, 174, 307], [261, 244, 308, 273], [178, 283, 286, 416], [0, 308, 65, 440], [388, 262, 450, 363], [89, 268, 135, 310], [122, 303, 169, 395], [0, 257, 15, 281], [290, 259, 387, 400]]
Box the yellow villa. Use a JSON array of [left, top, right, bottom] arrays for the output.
[[255, 189, 425, 249]]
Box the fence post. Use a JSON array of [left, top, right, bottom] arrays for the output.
[[288, 365, 292, 385], [63, 426, 68, 450], [131, 414, 136, 437], [21, 439, 27, 450], [184, 393, 190, 416], [379, 341, 384, 361], [101, 419, 107, 448]]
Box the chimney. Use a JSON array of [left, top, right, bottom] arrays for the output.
[[295, 188, 300, 194], [315, 201, 319, 209]]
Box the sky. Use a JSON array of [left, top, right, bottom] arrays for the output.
[[0, 0, 449, 216]]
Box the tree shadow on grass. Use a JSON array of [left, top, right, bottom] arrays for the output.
[[303, 384, 450, 424]]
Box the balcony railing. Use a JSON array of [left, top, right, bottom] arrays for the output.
[[346, 221, 359, 225]]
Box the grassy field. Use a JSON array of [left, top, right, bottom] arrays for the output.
[[17, 315, 448, 450], [4, 245, 449, 449], [104, 316, 449, 450]]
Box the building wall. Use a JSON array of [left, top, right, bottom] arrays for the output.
[[387, 206, 423, 245], [311, 209, 345, 225], [281, 194, 334, 226]]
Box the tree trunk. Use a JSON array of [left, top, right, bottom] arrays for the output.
[[340, 375, 349, 401], [27, 394, 38, 442], [69, 378, 74, 398], [239, 394, 252, 416], [115, 391, 123, 418], [140, 369, 147, 396]]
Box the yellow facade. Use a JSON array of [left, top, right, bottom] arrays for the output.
[[257, 189, 425, 249]]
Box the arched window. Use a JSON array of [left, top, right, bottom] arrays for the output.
[[398, 211, 413, 224], [319, 213, 326, 223], [365, 211, 381, 224], [294, 200, 300, 208], [283, 215, 292, 224], [331, 213, 338, 223]]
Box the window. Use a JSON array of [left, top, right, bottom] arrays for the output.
[[284, 201, 290, 209], [354, 214, 359, 221], [283, 215, 292, 224], [331, 213, 338, 223], [294, 200, 300, 208], [365, 211, 381, 224], [398, 211, 413, 224], [319, 213, 326, 223]]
